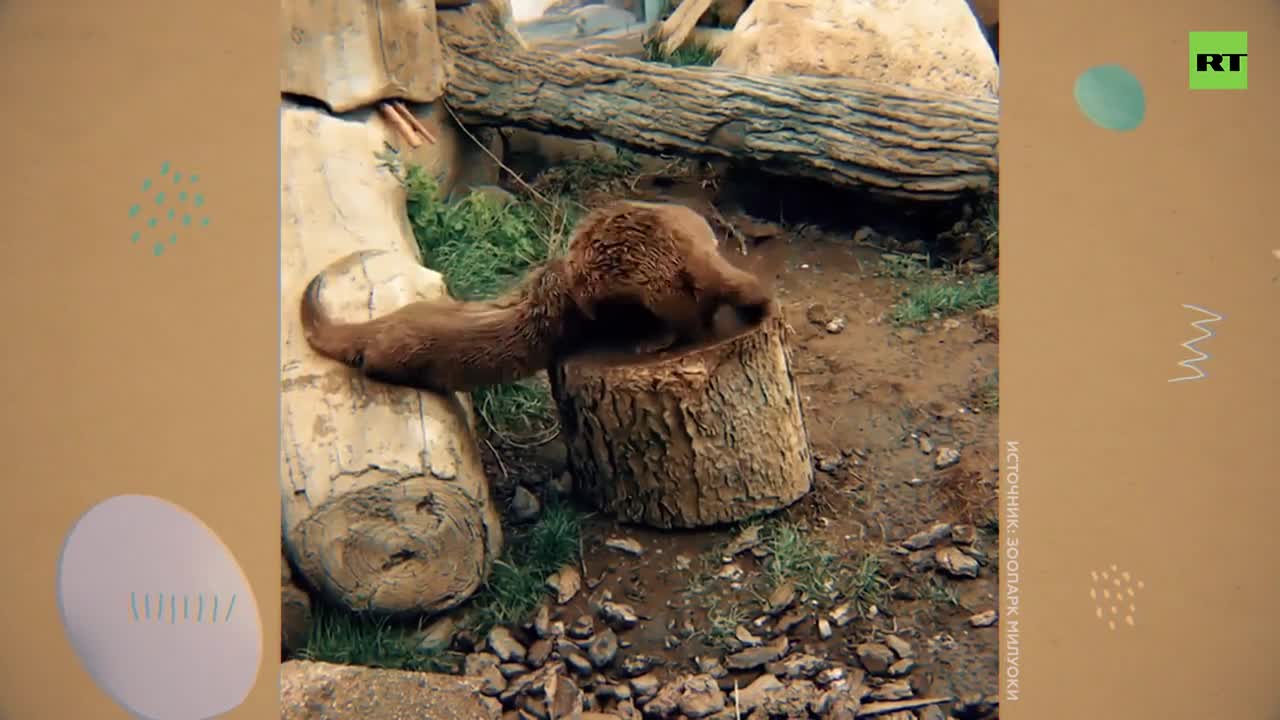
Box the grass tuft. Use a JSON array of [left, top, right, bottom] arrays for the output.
[[299, 601, 457, 673], [882, 254, 998, 326]]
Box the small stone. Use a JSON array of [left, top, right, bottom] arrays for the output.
[[465, 651, 500, 676], [511, 485, 541, 522], [951, 524, 978, 545], [533, 605, 553, 638], [814, 667, 846, 686], [766, 583, 795, 613], [869, 679, 913, 701], [487, 627, 527, 663], [830, 603, 857, 627], [775, 611, 806, 635], [906, 549, 937, 573], [969, 609, 998, 627], [589, 628, 619, 667], [937, 546, 981, 578], [734, 674, 784, 715], [726, 635, 788, 670], [778, 653, 832, 679], [629, 672, 661, 698], [735, 625, 763, 647], [643, 681, 682, 717], [761, 679, 819, 717], [817, 617, 833, 640], [694, 656, 728, 679], [853, 226, 875, 243], [717, 563, 745, 582], [888, 658, 916, 676], [498, 663, 527, 679], [547, 566, 582, 605], [935, 447, 961, 469], [902, 523, 952, 551], [618, 654, 660, 678], [565, 652, 594, 676], [953, 692, 999, 719], [599, 601, 640, 630], [605, 537, 644, 556], [678, 675, 726, 718], [916, 434, 935, 453], [568, 615, 595, 640], [884, 634, 914, 659], [527, 639, 553, 668], [723, 525, 763, 557], [854, 643, 895, 675], [825, 317, 847, 334]]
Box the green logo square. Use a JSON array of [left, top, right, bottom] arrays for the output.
[[1189, 31, 1248, 90]]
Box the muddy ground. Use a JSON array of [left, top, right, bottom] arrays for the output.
[[480, 153, 1000, 714]]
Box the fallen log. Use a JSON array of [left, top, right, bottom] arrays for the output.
[[437, 1, 998, 200], [549, 303, 813, 529]]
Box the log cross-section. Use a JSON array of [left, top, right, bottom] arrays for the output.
[[437, 2, 998, 200]]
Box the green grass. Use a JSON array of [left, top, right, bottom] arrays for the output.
[[643, 39, 719, 66], [465, 502, 585, 636], [885, 252, 999, 326], [530, 153, 641, 200], [757, 520, 890, 612], [978, 370, 999, 411], [398, 165, 578, 443], [298, 601, 457, 673]]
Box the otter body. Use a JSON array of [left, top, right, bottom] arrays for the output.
[[299, 200, 772, 393]]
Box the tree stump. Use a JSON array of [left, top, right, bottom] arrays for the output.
[[550, 304, 813, 528]]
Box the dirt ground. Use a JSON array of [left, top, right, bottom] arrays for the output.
[[481, 156, 1000, 714]]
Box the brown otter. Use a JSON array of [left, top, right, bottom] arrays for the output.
[[299, 200, 773, 393]]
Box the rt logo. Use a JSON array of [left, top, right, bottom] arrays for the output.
[[1189, 31, 1248, 90]]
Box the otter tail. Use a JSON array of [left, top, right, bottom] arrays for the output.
[[299, 273, 367, 368]]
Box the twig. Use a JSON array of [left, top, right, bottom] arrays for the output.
[[733, 679, 741, 719], [391, 101, 438, 144], [856, 697, 952, 717], [483, 438, 509, 482], [378, 102, 422, 147]]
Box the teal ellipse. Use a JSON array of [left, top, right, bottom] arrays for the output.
[[1074, 65, 1146, 131]]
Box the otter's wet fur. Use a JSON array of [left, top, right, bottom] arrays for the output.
[[299, 200, 772, 393]]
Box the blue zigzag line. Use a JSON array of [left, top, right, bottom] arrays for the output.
[[1168, 304, 1223, 383]]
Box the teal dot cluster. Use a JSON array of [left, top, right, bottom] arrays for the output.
[[127, 162, 211, 256]]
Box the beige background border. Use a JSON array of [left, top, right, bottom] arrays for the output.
[[0, 2, 279, 719], [2, 0, 1278, 719]]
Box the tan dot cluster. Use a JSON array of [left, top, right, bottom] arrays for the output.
[[1089, 565, 1144, 630]]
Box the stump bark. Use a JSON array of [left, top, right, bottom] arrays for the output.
[[437, 1, 998, 201], [550, 305, 813, 528]]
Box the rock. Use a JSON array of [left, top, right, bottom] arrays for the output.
[[566, 652, 594, 676], [717, 563, 745, 582], [600, 601, 640, 630], [511, 485, 542, 521], [695, 656, 728, 679], [629, 672, 661, 698], [281, 551, 313, 655], [548, 566, 583, 605], [953, 692, 998, 719], [761, 679, 819, 717], [714, 0, 998, 98], [280, 660, 500, 720], [950, 524, 978, 545], [888, 658, 916, 676], [734, 673, 785, 715], [678, 675, 727, 718], [735, 625, 763, 647], [906, 549, 938, 573], [644, 680, 684, 717], [530, 437, 570, 474], [726, 636, 789, 670], [533, 605, 554, 639], [830, 603, 857, 627], [884, 634, 914, 659], [869, 679, 913, 701], [280, 102, 502, 616], [969, 609, 998, 627], [817, 617, 833, 640], [806, 303, 832, 325], [465, 654, 508, 696], [775, 611, 807, 635], [548, 672, 587, 719], [619, 655, 660, 678], [916, 434, 935, 453], [854, 643, 895, 675], [415, 613, 459, 652], [777, 653, 831, 679], [936, 546, 981, 578], [825, 317, 848, 334], [934, 447, 962, 469], [568, 615, 595, 640], [766, 582, 797, 615], [853, 226, 876, 244], [605, 537, 645, 556], [527, 639, 553, 668], [280, 2, 445, 113], [589, 628, 620, 668], [488, 627, 527, 663], [814, 667, 846, 686], [903, 523, 953, 551]]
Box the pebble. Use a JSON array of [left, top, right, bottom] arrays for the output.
[[969, 609, 998, 627], [547, 566, 582, 605], [511, 485, 541, 522], [953, 692, 999, 719], [678, 675, 726, 718], [830, 603, 857, 627], [526, 639, 553, 668], [775, 611, 806, 634], [604, 537, 644, 556], [951, 524, 978, 545], [814, 667, 846, 686], [854, 643, 895, 675], [869, 679, 914, 701], [888, 658, 916, 677], [565, 652, 594, 676], [716, 563, 745, 582], [902, 522, 953, 551], [825, 317, 847, 334], [629, 672, 661, 698], [884, 634, 914, 659], [916, 434, 935, 454], [618, 654, 659, 678], [735, 625, 763, 647], [588, 628, 619, 668], [777, 653, 832, 679], [906, 549, 937, 573], [599, 601, 639, 630], [487, 627, 526, 663], [726, 635, 788, 670], [817, 617, 834, 640], [935, 447, 962, 469], [734, 674, 784, 715], [568, 615, 595, 640], [694, 656, 728, 679], [936, 546, 981, 578]]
